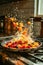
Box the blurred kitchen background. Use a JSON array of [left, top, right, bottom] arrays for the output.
[[0, 0, 43, 37], [0, 0, 34, 18]]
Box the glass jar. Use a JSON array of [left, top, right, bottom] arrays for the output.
[[30, 17, 42, 38], [29, 17, 34, 38]]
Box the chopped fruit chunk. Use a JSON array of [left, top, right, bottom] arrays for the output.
[[18, 40, 22, 44], [13, 22, 18, 27], [4, 39, 40, 49], [27, 21, 31, 25], [17, 44, 22, 48], [17, 27, 22, 32], [20, 46, 25, 48], [27, 46, 31, 48]]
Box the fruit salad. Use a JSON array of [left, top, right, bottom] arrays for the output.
[[3, 39, 40, 49]]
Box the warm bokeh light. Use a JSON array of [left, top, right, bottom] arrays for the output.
[[10, 17, 17, 21]]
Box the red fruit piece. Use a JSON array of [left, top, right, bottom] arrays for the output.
[[27, 46, 31, 48], [9, 45, 13, 48], [20, 46, 25, 48], [9, 42, 18, 48], [13, 43, 17, 47], [27, 44, 32, 48], [9, 45, 16, 48], [18, 40, 22, 44], [14, 41, 18, 44], [12, 42, 18, 45], [13, 22, 17, 27]]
